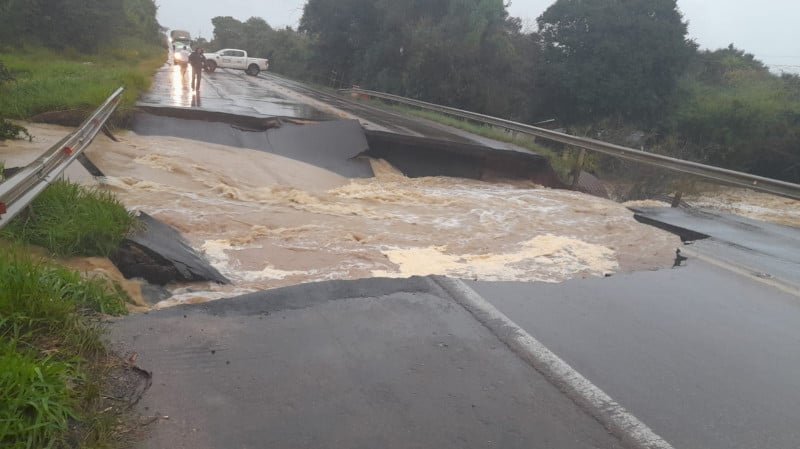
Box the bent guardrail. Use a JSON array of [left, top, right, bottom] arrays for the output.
[[0, 87, 124, 229], [341, 87, 800, 201]]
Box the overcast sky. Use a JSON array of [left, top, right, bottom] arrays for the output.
[[157, 0, 799, 72]]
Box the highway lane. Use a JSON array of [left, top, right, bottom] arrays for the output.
[[471, 261, 800, 449], [138, 64, 537, 152], [111, 277, 624, 449]]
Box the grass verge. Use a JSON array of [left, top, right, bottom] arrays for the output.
[[1, 180, 136, 258], [0, 44, 165, 123], [0, 247, 129, 448]]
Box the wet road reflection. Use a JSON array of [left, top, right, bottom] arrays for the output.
[[139, 63, 336, 120], [170, 64, 192, 106]]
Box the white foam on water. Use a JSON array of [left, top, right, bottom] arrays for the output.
[[372, 235, 619, 282]]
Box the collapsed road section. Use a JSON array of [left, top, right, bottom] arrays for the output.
[[80, 108, 679, 306]]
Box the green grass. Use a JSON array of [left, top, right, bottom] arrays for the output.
[[0, 248, 129, 449], [0, 249, 127, 350], [0, 44, 165, 121], [0, 41, 152, 449], [0, 340, 76, 449], [2, 180, 136, 258]]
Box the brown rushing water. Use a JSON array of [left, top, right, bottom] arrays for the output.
[[3, 124, 682, 308]]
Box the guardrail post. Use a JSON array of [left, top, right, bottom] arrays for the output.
[[671, 191, 683, 208], [570, 148, 587, 189]]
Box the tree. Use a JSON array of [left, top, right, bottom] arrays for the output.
[[300, 0, 380, 85], [0, 0, 160, 52], [537, 0, 695, 124], [211, 16, 246, 49], [299, 0, 539, 119]]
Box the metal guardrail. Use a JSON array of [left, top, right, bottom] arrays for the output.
[[0, 87, 124, 229], [341, 88, 800, 201]]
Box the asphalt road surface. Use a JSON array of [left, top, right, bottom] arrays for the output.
[[471, 261, 800, 449], [139, 64, 534, 151], [120, 64, 800, 448], [633, 206, 800, 292], [112, 278, 623, 449]]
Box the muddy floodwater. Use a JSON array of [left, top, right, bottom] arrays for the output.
[[4, 124, 684, 308], [86, 130, 685, 307]]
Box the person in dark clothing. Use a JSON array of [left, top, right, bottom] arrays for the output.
[[188, 48, 206, 91]]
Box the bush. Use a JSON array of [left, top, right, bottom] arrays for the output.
[[0, 118, 31, 141], [666, 47, 800, 181], [2, 180, 136, 258]]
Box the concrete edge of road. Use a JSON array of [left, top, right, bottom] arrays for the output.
[[431, 276, 674, 449]]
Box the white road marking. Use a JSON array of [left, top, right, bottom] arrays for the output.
[[433, 276, 675, 449]]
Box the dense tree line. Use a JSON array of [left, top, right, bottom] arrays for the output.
[[206, 0, 700, 124], [0, 0, 161, 52], [300, 0, 540, 120]]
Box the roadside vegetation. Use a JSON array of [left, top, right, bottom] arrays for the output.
[[0, 2, 159, 447], [202, 0, 800, 183], [0, 247, 130, 449], [0, 61, 31, 140], [0, 179, 137, 447], [1, 180, 137, 257], [0, 0, 165, 127], [0, 46, 165, 121]]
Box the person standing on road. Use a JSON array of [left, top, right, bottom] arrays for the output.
[[188, 48, 206, 92]]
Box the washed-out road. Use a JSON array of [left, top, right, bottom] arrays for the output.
[[108, 63, 800, 449]]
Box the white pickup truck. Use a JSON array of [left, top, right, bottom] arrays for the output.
[[203, 49, 269, 76]]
